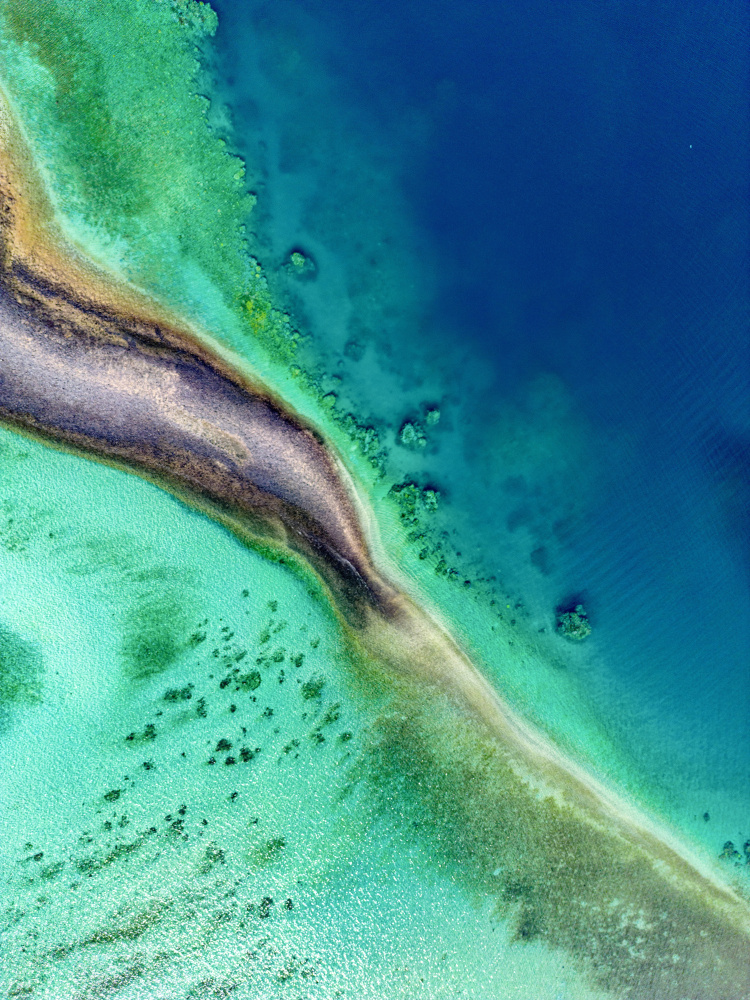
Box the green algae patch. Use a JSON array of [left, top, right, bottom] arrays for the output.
[[300, 674, 325, 701], [246, 834, 287, 872], [82, 898, 173, 947], [119, 590, 190, 682], [0, 625, 43, 720]]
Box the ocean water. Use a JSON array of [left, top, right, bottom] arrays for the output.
[[210, 0, 750, 852], [1, 1, 749, 997]]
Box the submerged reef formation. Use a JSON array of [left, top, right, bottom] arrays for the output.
[[283, 248, 317, 281], [1, 22, 750, 1000], [556, 603, 592, 641]]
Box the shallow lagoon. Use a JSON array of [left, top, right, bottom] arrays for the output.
[[0, 433, 611, 999]]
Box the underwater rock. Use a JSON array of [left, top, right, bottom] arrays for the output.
[[555, 604, 591, 642], [283, 248, 317, 281], [398, 420, 427, 450], [720, 841, 742, 862], [344, 338, 365, 361]]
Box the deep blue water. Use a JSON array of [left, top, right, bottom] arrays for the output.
[[213, 0, 749, 833]]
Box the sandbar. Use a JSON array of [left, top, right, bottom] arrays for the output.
[[1, 93, 748, 998]]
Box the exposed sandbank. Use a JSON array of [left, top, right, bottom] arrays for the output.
[[1, 92, 749, 998], [0, 100, 399, 627]]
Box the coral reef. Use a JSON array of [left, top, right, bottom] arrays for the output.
[[556, 604, 592, 641], [283, 248, 317, 281]]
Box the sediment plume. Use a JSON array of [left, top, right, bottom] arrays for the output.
[[1, 94, 749, 999]]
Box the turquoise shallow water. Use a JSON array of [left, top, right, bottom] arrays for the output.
[[1, 1, 749, 996], [0, 432, 607, 999]]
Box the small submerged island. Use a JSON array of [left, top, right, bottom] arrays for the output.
[[283, 247, 317, 280]]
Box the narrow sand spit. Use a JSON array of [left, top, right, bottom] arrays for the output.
[[1, 91, 749, 997], [366, 592, 747, 909]]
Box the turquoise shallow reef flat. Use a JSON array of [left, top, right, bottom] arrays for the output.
[[0, 432, 609, 999], [1, 1, 750, 998], [0, 0, 252, 332]]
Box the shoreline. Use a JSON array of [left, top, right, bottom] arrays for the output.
[[0, 90, 400, 627], [370, 593, 746, 911], [1, 88, 749, 996]]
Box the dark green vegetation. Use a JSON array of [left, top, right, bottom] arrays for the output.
[[0, 625, 43, 733], [120, 592, 190, 681], [62, 533, 202, 685]]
